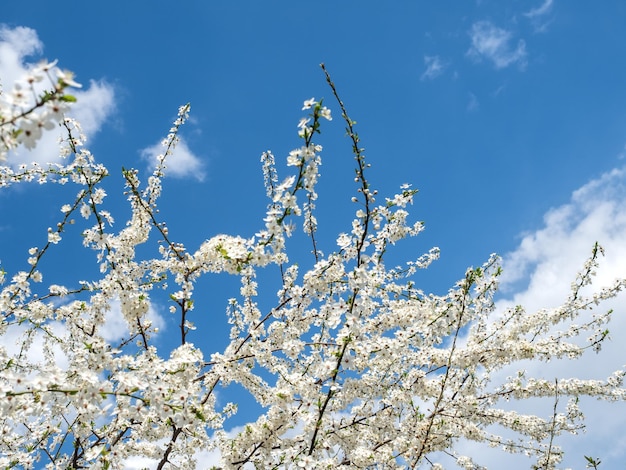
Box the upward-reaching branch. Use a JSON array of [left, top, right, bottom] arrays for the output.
[[321, 63, 375, 267]]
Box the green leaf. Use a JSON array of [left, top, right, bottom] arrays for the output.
[[59, 94, 77, 103]]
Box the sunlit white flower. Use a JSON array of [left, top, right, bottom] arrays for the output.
[[56, 69, 82, 88], [302, 97, 316, 110]]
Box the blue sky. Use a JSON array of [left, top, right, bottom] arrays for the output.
[[1, 1, 626, 468]]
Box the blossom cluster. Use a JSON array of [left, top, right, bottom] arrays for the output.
[[0, 64, 624, 470], [0, 60, 80, 161]]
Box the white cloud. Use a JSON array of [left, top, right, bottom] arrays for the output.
[[524, 0, 555, 33], [524, 0, 554, 19], [140, 138, 206, 182], [71, 80, 116, 139], [500, 166, 626, 292], [467, 21, 527, 69], [0, 26, 42, 89], [447, 166, 626, 468], [420, 55, 445, 81], [0, 25, 115, 167]]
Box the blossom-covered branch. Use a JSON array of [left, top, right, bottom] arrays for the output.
[[0, 62, 624, 470]]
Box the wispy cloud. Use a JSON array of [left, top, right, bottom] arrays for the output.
[[466, 92, 479, 112], [0, 25, 116, 167], [467, 21, 527, 69], [524, 0, 555, 32], [140, 137, 206, 182], [524, 0, 554, 19], [618, 142, 626, 160], [420, 55, 445, 81]]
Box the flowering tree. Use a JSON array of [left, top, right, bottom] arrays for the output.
[[0, 60, 624, 470]]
